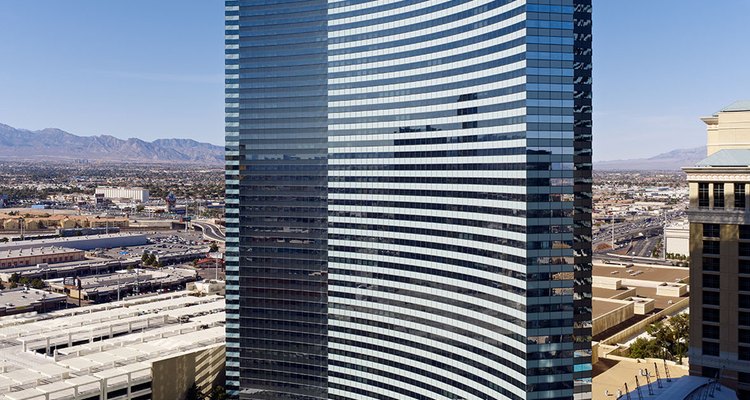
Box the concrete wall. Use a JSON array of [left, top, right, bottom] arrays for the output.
[[0, 249, 85, 268], [626, 297, 655, 315], [601, 297, 689, 345], [592, 276, 622, 290], [151, 344, 225, 400], [591, 342, 599, 365], [593, 299, 635, 337], [656, 283, 688, 297], [665, 226, 689, 257], [608, 287, 638, 300]]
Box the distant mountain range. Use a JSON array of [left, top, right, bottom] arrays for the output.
[[0, 122, 708, 170], [595, 146, 707, 171], [0, 123, 223, 164]]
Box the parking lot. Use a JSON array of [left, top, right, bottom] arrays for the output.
[[91, 230, 213, 261]]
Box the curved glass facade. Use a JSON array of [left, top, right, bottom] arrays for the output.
[[227, 1, 592, 399]]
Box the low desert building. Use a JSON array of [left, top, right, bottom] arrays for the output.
[[0, 247, 85, 269]]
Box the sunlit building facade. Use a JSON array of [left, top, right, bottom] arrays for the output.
[[225, 1, 592, 399], [685, 101, 750, 397]]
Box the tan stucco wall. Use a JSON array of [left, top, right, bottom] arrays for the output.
[[656, 283, 688, 297], [0, 250, 85, 268], [592, 276, 622, 290], [593, 300, 635, 337], [706, 110, 750, 156], [720, 223, 739, 355], [151, 344, 225, 400]]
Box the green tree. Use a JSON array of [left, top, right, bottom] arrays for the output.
[[184, 383, 205, 400], [148, 253, 157, 266], [141, 253, 149, 263], [209, 242, 219, 253], [19, 277, 30, 286], [638, 313, 690, 364], [628, 337, 662, 359], [8, 273, 20, 284], [209, 386, 227, 400], [30, 279, 45, 289], [669, 313, 690, 364]]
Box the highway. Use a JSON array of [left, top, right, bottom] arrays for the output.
[[593, 210, 685, 257], [192, 221, 225, 242]]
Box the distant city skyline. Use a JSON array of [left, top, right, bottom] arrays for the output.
[[0, 1, 748, 158]]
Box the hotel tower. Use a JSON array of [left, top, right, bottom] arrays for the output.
[[225, 1, 593, 399]]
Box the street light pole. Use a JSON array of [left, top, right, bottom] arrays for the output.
[[610, 214, 615, 251]]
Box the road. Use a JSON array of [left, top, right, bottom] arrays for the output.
[[192, 221, 225, 242], [623, 236, 660, 258]]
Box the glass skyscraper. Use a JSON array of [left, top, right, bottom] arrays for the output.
[[225, 1, 592, 399]]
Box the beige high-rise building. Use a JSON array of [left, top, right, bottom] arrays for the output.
[[704, 100, 750, 156], [684, 101, 750, 397]]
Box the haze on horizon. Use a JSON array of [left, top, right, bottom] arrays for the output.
[[0, 0, 748, 159]]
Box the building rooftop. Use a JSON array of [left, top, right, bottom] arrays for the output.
[[695, 149, 750, 167], [0, 257, 138, 280], [48, 268, 196, 294], [718, 99, 750, 113], [618, 375, 737, 400], [592, 287, 633, 299], [593, 264, 689, 284], [593, 298, 630, 319], [0, 233, 148, 252], [0, 247, 82, 260], [95, 186, 147, 190], [634, 287, 684, 310], [0, 291, 225, 400], [592, 358, 690, 400], [665, 219, 689, 230], [0, 288, 67, 312]]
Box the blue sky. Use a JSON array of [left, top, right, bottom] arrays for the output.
[[0, 1, 748, 159], [0, 1, 224, 145]]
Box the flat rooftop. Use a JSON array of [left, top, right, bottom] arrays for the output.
[[593, 298, 629, 319], [594, 264, 689, 284], [593, 286, 687, 312], [0, 291, 225, 400], [592, 358, 688, 400], [0, 247, 82, 260], [0, 288, 66, 309], [0, 257, 137, 279], [0, 233, 148, 252], [592, 287, 633, 299], [50, 268, 197, 293], [635, 286, 686, 310]]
